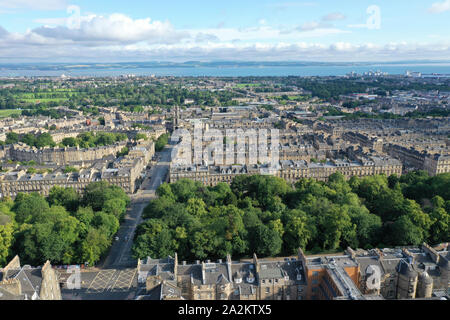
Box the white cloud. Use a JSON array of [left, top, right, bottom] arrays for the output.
[[0, 10, 449, 63], [195, 33, 219, 43], [322, 12, 346, 21], [33, 17, 68, 26], [0, 0, 67, 10], [428, 0, 450, 13], [1, 33, 449, 62], [297, 21, 332, 31], [32, 13, 189, 44]]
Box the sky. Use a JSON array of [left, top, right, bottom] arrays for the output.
[[0, 0, 450, 62]]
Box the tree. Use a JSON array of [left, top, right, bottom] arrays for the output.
[[156, 183, 176, 200], [80, 228, 110, 266], [282, 209, 311, 254], [0, 221, 14, 266], [34, 132, 55, 148], [21, 133, 37, 147], [5, 132, 19, 145], [20, 206, 79, 264], [429, 207, 449, 244], [62, 137, 78, 147], [135, 133, 148, 141], [48, 186, 79, 212], [170, 179, 201, 203], [132, 219, 175, 259], [92, 212, 119, 238], [103, 198, 127, 220], [73, 206, 95, 237], [155, 133, 169, 151], [249, 224, 282, 257], [186, 198, 207, 218], [387, 216, 424, 246], [13, 193, 50, 224], [83, 181, 129, 211], [348, 206, 382, 248]]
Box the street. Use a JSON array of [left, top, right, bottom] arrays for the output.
[[99, 144, 173, 269]]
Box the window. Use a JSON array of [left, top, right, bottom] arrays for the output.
[[312, 271, 319, 277], [312, 279, 318, 285], [265, 287, 270, 293]]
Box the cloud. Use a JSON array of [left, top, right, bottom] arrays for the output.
[[1, 33, 449, 63], [33, 17, 68, 26], [216, 21, 226, 29], [0, 9, 449, 63], [32, 13, 189, 44], [322, 12, 346, 21], [0, 0, 67, 10], [296, 21, 332, 32], [0, 26, 8, 38], [428, 0, 450, 13], [347, 23, 369, 29], [195, 33, 219, 43]]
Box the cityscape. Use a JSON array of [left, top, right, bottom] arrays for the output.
[[0, 0, 449, 307]]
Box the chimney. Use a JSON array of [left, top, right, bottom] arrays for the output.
[[137, 259, 142, 272], [346, 247, 356, 260], [421, 243, 440, 264], [226, 254, 233, 282], [174, 253, 178, 278], [253, 253, 260, 273], [402, 248, 415, 264], [201, 262, 206, 285]]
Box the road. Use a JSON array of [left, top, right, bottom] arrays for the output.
[[100, 145, 173, 269]]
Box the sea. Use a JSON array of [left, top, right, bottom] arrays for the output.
[[1, 63, 450, 77]]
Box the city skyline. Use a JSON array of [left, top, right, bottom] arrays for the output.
[[1, 0, 450, 62]]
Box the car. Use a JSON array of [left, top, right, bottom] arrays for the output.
[[115, 236, 119, 241]]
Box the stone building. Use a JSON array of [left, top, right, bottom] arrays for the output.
[[0, 256, 61, 300], [136, 252, 307, 301], [7, 142, 127, 165], [0, 140, 155, 198], [384, 144, 450, 175], [135, 243, 449, 301], [169, 155, 402, 187], [355, 243, 449, 300]]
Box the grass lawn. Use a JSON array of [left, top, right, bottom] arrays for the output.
[[0, 109, 22, 118], [19, 98, 69, 103], [234, 83, 262, 88]]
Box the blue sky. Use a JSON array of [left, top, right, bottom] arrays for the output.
[[0, 0, 449, 62]]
